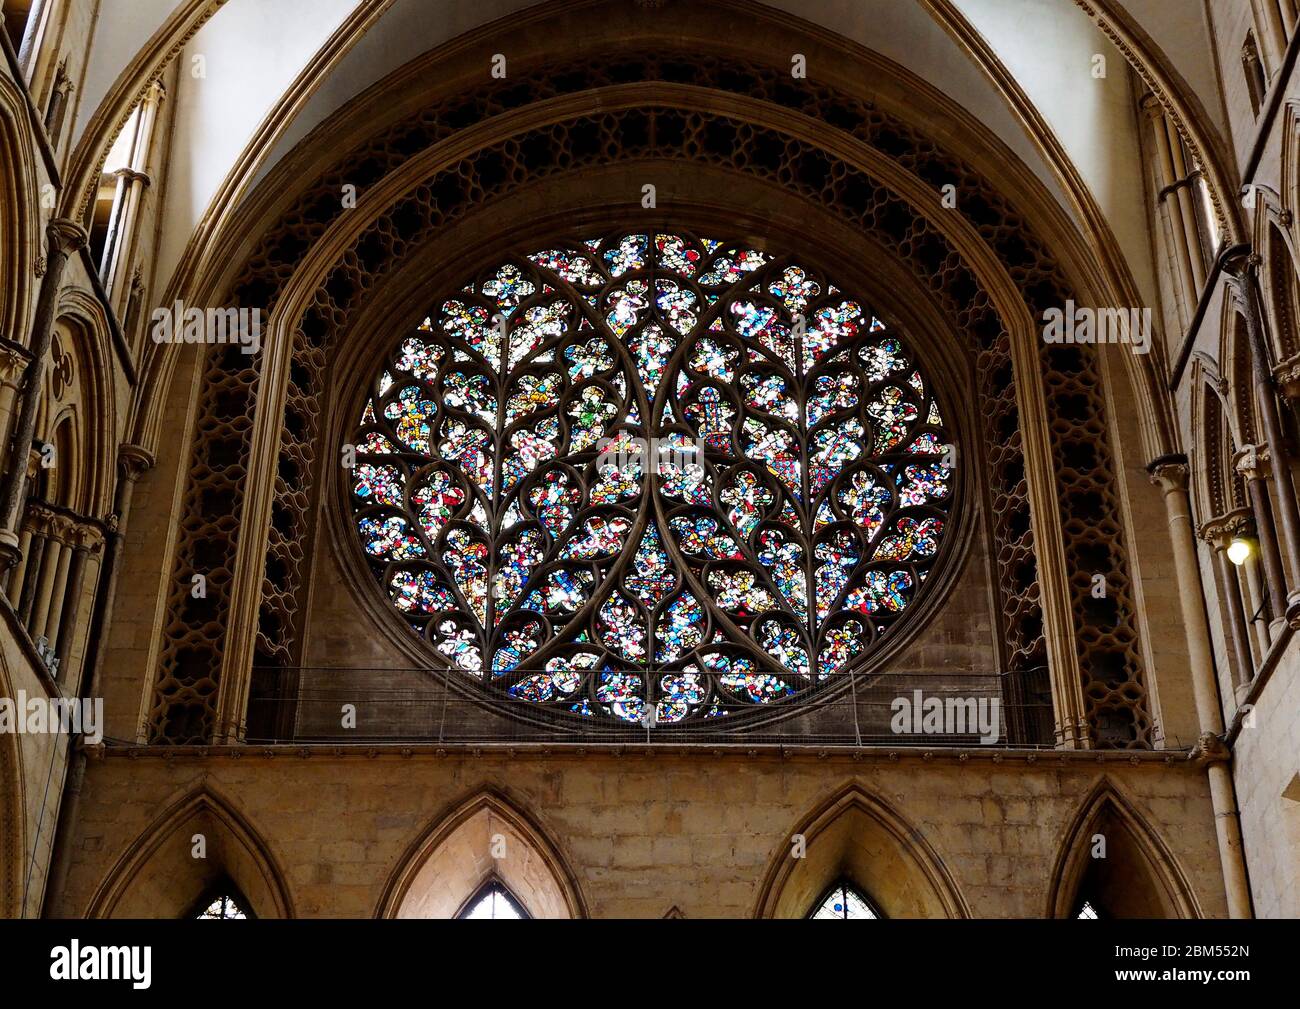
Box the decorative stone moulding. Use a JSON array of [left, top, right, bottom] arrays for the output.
[[147, 48, 1150, 748]]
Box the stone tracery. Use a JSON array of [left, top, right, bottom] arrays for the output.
[[347, 233, 957, 724]]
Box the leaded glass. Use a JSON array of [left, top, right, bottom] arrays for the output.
[[809, 881, 879, 919], [348, 232, 956, 726]]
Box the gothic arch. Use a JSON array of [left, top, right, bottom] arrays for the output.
[[84, 783, 295, 918], [1280, 102, 1300, 230], [0, 67, 38, 345], [37, 298, 116, 517], [1189, 357, 1246, 525], [376, 789, 586, 919], [140, 19, 1154, 750], [753, 782, 970, 919], [1252, 190, 1300, 371], [1045, 777, 1203, 918]]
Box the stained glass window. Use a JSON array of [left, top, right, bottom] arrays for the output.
[[1076, 900, 1099, 919], [458, 882, 527, 919], [348, 232, 957, 726], [809, 881, 879, 919], [195, 893, 249, 919]]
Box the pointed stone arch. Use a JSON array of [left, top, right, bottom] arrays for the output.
[[376, 789, 586, 919], [0, 70, 37, 348], [1189, 356, 1247, 524], [84, 782, 294, 918], [753, 782, 970, 919], [1046, 777, 1203, 918]]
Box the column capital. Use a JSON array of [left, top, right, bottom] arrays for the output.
[[0, 342, 30, 384], [117, 443, 156, 481], [46, 219, 88, 255], [1274, 353, 1300, 397], [1138, 92, 1165, 119], [1146, 453, 1189, 492], [69, 522, 105, 553], [1199, 509, 1253, 546], [1233, 442, 1271, 481], [110, 167, 152, 188]]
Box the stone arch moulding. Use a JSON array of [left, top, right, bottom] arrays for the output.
[[83, 783, 295, 919], [1069, 0, 1243, 247], [0, 69, 39, 346], [375, 789, 587, 919], [753, 782, 970, 919], [132, 7, 1176, 460], [1045, 777, 1204, 919], [147, 45, 1152, 749], [47, 292, 120, 517], [1187, 357, 1240, 525], [58, 0, 225, 223]]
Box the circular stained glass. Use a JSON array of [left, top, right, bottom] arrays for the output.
[[346, 232, 957, 727]]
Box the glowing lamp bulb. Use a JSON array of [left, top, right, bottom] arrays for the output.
[[1227, 537, 1252, 566]]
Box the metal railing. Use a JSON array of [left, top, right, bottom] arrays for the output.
[[246, 664, 1056, 747]]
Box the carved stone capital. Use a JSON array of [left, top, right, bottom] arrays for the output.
[[1233, 442, 1270, 481], [117, 443, 156, 481], [69, 521, 105, 552], [46, 218, 88, 256], [1199, 509, 1253, 546], [111, 167, 152, 188], [47, 514, 77, 545], [0, 344, 30, 385], [1146, 453, 1189, 492], [1274, 354, 1300, 397], [1138, 92, 1165, 119]]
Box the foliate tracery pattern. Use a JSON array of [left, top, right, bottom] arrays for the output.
[[348, 233, 956, 725]]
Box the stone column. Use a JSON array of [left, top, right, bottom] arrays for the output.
[[1228, 259, 1300, 622], [29, 513, 71, 646], [1204, 514, 1257, 692], [1236, 443, 1286, 637], [1250, 0, 1289, 75], [52, 523, 96, 680], [102, 81, 163, 309], [0, 219, 87, 570], [0, 344, 30, 456], [1149, 93, 1196, 323], [1148, 458, 1253, 918]]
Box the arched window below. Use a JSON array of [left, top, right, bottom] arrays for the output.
[[808, 880, 880, 919], [1076, 899, 1101, 920], [192, 891, 251, 919], [457, 881, 528, 919]]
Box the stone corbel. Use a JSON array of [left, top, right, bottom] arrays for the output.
[[1198, 509, 1253, 546], [1274, 354, 1300, 398], [1188, 731, 1231, 767], [1233, 442, 1271, 481]]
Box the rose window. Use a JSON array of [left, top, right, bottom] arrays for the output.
[[347, 232, 956, 726]]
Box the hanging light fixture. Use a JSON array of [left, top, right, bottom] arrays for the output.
[[1227, 536, 1253, 566]]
